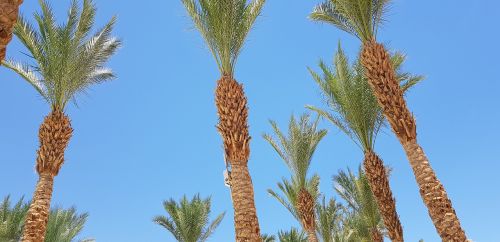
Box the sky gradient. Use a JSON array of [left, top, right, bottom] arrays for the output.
[[1, 0, 499, 241]]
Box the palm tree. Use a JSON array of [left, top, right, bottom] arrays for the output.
[[181, 1, 265, 240], [0, 0, 23, 62], [153, 194, 225, 242], [2, 1, 120, 240], [277, 228, 308, 242], [334, 167, 383, 242], [0, 196, 94, 242], [262, 234, 276, 242], [307, 44, 422, 242], [310, 1, 467, 240], [0, 196, 30, 241], [264, 114, 327, 242]]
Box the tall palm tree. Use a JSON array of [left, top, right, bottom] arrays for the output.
[[334, 167, 383, 242], [264, 114, 327, 242], [153, 194, 225, 242], [307, 44, 422, 242], [0, 196, 94, 242], [310, 1, 467, 240], [278, 228, 308, 242], [2, 1, 120, 240], [0, 0, 23, 62], [181, 1, 265, 240]]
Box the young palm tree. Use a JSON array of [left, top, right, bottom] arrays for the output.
[[0, 196, 94, 242], [0, 196, 30, 241], [264, 114, 327, 242], [2, 1, 120, 240], [181, 1, 265, 240], [307, 44, 422, 242], [0, 0, 23, 62], [277, 228, 308, 242], [334, 167, 383, 242], [310, 1, 467, 240], [153, 194, 225, 242]]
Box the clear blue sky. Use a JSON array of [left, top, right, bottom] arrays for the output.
[[1, 0, 499, 241]]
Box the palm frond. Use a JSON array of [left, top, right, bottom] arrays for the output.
[[5, 0, 121, 111], [277, 228, 308, 242], [181, 0, 266, 76], [310, 0, 391, 42], [263, 114, 327, 187]]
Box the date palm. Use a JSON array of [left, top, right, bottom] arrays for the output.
[[307, 44, 422, 242], [153, 194, 225, 242], [0, 0, 23, 62], [278, 228, 308, 242], [334, 167, 383, 242], [264, 114, 327, 242], [261, 234, 276, 242], [2, 0, 120, 240], [0, 196, 94, 242], [315, 196, 351, 242], [181, 0, 265, 240], [310, 1, 467, 240]]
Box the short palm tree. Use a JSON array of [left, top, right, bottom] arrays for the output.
[[181, 1, 265, 240], [2, 0, 120, 240], [0, 196, 29, 241], [307, 44, 422, 242], [310, 1, 467, 240], [0, 0, 23, 62], [264, 114, 327, 242], [153, 194, 225, 242], [278, 228, 308, 242], [334, 167, 383, 242], [0, 196, 94, 242]]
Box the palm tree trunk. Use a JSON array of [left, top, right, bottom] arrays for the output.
[[363, 150, 403, 242], [297, 189, 318, 242], [215, 76, 261, 242], [0, 0, 23, 62], [22, 111, 73, 242], [22, 174, 54, 242], [361, 39, 467, 241], [370, 228, 383, 242]]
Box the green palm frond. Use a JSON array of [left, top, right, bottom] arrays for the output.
[[153, 194, 225, 242], [315, 196, 347, 242], [334, 167, 383, 241], [307, 43, 422, 151], [277, 228, 308, 242], [261, 234, 276, 242], [45, 207, 91, 242], [2, 0, 121, 111], [0, 196, 29, 242], [263, 114, 327, 188], [310, 0, 391, 42], [181, 0, 266, 76]]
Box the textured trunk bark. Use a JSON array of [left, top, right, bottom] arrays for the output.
[[22, 111, 72, 242], [22, 174, 54, 242], [361, 40, 467, 241], [370, 228, 384, 242], [297, 188, 318, 242], [230, 164, 262, 242], [403, 141, 467, 241], [0, 0, 23, 62], [215, 76, 261, 242], [363, 150, 403, 242]]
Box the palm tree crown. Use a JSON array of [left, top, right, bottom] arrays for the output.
[[181, 0, 265, 76], [307, 44, 422, 151], [153, 194, 225, 242], [264, 114, 327, 188], [0, 196, 29, 242], [310, 0, 390, 42], [278, 228, 308, 242], [2, 0, 121, 112]]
